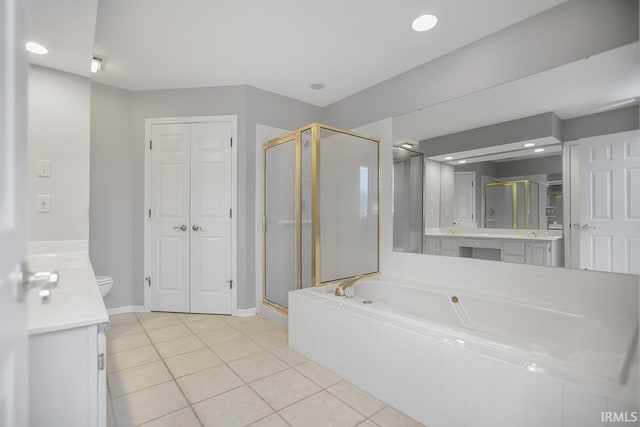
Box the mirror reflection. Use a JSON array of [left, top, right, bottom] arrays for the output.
[[392, 43, 640, 274]]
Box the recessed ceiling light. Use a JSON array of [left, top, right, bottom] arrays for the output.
[[524, 143, 535, 148], [310, 83, 325, 90], [444, 156, 453, 160], [400, 143, 413, 149], [91, 57, 103, 73], [458, 160, 467, 164], [412, 14, 438, 32], [534, 148, 545, 153], [26, 42, 47, 55]]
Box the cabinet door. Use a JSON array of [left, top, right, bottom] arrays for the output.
[[424, 238, 440, 255], [525, 243, 550, 266], [440, 238, 458, 257]]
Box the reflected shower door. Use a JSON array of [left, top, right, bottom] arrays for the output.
[[264, 138, 296, 309]]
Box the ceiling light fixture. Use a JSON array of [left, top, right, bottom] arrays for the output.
[[400, 143, 413, 149], [534, 148, 545, 153], [91, 57, 103, 73], [26, 42, 47, 55], [444, 156, 453, 160], [523, 143, 535, 148], [458, 160, 467, 164], [310, 83, 325, 90], [412, 14, 438, 32]]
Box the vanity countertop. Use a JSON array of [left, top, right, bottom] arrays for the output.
[[424, 227, 563, 241], [27, 241, 109, 335]]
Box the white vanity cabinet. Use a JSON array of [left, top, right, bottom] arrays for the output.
[[27, 242, 109, 427], [29, 323, 108, 427], [424, 231, 562, 267]]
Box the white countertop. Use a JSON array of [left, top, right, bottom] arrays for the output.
[[425, 227, 563, 241], [27, 241, 109, 335]]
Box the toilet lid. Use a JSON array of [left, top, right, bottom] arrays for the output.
[[96, 275, 113, 285]]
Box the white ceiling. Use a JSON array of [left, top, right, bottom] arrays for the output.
[[89, 0, 566, 106], [393, 42, 640, 143], [27, 0, 98, 77]]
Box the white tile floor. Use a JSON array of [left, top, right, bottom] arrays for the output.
[[106, 312, 424, 427]]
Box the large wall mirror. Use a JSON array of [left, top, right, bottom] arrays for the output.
[[392, 42, 640, 274]]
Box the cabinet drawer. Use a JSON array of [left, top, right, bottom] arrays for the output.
[[460, 238, 497, 249], [502, 241, 525, 256]]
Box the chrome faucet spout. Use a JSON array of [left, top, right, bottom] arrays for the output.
[[334, 275, 364, 297]]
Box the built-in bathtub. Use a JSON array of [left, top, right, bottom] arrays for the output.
[[289, 277, 639, 427]]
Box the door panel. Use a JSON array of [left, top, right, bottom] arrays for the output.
[[190, 122, 232, 314], [0, 0, 28, 424], [150, 124, 191, 312], [453, 172, 475, 226], [579, 130, 640, 273]]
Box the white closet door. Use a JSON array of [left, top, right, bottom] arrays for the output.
[[150, 124, 191, 312], [579, 130, 640, 274], [453, 172, 476, 226], [190, 122, 233, 314]]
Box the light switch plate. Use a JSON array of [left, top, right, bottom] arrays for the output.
[[36, 195, 50, 212], [37, 159, 51, 177]]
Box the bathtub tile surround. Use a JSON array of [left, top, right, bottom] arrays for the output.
[[289, 279, 639, 427], [106, 312, 423, 426]]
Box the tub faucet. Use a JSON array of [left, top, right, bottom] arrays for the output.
[[334, 275, 364, 297]]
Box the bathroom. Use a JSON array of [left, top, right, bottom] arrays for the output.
[[1, 0, 639, 426]]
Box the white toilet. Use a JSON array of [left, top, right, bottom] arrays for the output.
[[96, 276, 113, 298]]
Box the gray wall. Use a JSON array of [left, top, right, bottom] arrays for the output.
[[28, 65, 91, 241], [89, 83, 134, 308], [496, 155, 562, 178], [90, 84, 321, 309], [324, 0, 638, 130], [562, 105, 639, 141]]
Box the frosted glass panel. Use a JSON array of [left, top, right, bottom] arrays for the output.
[[264, 140, 295, 308], [319, 129, 378, 282], [485, 184, 514, 228], [393, 147, 424, 253]]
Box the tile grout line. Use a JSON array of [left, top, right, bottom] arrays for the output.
[[108, 313, 403, 426]]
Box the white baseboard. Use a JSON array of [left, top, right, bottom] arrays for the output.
[[107, 305, 146, 315], [236, 307, 257, 317], [259, 303, 288, 326]]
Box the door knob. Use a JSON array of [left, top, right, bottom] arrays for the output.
[[174, 225, 187, 231], [15, 262, 59, 303], [192, 225, 202, 231], [581, 224, 597, 230]]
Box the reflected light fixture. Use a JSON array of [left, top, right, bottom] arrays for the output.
[[458, 160, 467, 164], [400, 143, 413, 149], [91, 57, 103, 73], [310, 82, 325, 90], [444, 156, 453, 160], [534, 148, 545, 153], [524, 143, 535, 148], [26, 41, 47, 55], [412, 14, 438, 32]]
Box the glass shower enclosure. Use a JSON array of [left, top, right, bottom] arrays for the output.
[[483, 180, 540, 229], [263, 124, 380, 312]]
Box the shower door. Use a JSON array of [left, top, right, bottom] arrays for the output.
[[263, 135, 299, 310]]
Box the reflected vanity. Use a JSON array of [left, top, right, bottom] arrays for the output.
[[392, 42, 640, 274]]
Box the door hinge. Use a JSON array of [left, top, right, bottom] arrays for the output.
[[146, 276, 151, 287], [148, 209, 151, 218], [230, 137, 233, 147], [230, 208, 232, 218], [227, 279, 233, 289], [149, 140, 152, 150], [98, 353, 105, 371]]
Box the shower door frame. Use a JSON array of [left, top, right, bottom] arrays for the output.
[[262, 123, 381, 314], [483, 180, 539, 229]]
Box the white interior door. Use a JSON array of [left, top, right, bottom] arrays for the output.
[[190, 122, 232, 314], [453, 172, 475, 226], [579, 130, 640, 274], [0, 0, 29, 424], [150, 124, 191, 312]]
